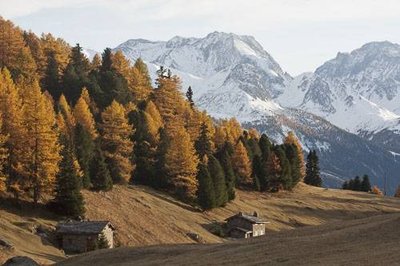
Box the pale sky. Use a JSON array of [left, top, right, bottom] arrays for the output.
[[1, 0, 400, 75]]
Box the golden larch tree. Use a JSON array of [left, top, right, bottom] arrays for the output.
[[0, 68, 28, 196], [112, 50, 131, 78], [213, 118, 242, 149], [23, 31, 46, 79], [163, 122, 199, 201], [91, 54, 101, 70], [21, 80, 61, 203], [73, 94, 98, 139], [144, 100, 163, 142], [129, 58, 152, 103], [284, 131, 306, 178], [153, 75, 188, 124], [0, 114, 8, 192], [40, 33, 71, 74], [101, 100, 134, 184], [266, 152, 283, 191], [0, 18, 26, 72], [58, 94, 76, 140], [80, 87, 99, 115], [232, 141, 252, 185]]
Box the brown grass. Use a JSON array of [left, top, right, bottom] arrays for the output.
[[83, 183, 400, 247], [2, 183, 400, 265], [57, 212, 400, 266], [0, 199, 65, 265]]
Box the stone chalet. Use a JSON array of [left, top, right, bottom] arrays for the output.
[[225, 212, 268, 238], [56, 220, 115, 254]]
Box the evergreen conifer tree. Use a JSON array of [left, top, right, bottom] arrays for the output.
[[353, 176, 362, 191], [361, 175, 371, 192], [53, 139, 85, 218], [208, 155, 228, 207], [74, 124, 95, 188], [195, 122, 213, 159], [196, 159, 216, 210], [216, 142, 236, 200], [252, 155, 264, 191], [186, 86, 194, 108], [42, 51, 61, 99], [284, 144, 302, 188], [266, 152, 282, 192], [90, 145, 113, 191], [304, 150, 322, 187]]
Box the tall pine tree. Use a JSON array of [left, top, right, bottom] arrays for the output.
[[196, 158, 216, 210], [90, 145, 113, 191], [304, 150, 322, 187], [53, 139, 85, 218], [208, 155, 228, 207]]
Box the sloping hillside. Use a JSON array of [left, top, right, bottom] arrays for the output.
[[57, 212, 400, 266], [82, 184, 400, 247], [0, 200, 65, 264], [1, 184, 400, 264]]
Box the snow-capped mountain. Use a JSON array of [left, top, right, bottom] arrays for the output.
[[278, 41, 400, 152], [115, 32, 290, 121], [114, 34, 400, 193]]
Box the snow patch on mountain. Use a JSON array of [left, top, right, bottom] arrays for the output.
[[278, 41, 400, 136]]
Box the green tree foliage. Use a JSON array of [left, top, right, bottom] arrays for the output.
[[361, 175, 371, 192], [196, 159, 216, 210], [74, 124, 95, 188], [343, 175, 371, 192], [195, 122, 213, 159], [53, 140, 85, 218], [96, 48, 132, 108], [274, 146, 292, 190], [304, 150, 322, 187], [252, 155, 263, 191], [62, 44, 91, 104], [42, 51, 61, 99], [216, 142, 236, 200], [186, 86, 194, 108], [90, 145, 113, 191], [284, 144, 302, 188], [208, 155, 228, 207]]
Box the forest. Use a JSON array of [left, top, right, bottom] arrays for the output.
[[0, 17, 321, 217]]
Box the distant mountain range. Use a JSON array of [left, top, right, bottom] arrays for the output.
[[106, 32, 400, 193]]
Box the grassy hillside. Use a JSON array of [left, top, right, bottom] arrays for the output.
[[1, 183, 400, 264], [57, 212, 400, 266], [0, 200, 65, 264], [82, 183, 400, 247]]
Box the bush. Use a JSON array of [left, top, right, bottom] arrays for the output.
[[371, 186, 383, 196]]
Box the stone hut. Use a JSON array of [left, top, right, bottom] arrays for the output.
[[56, 220, 115, 254], [225, 212, 268, 238]]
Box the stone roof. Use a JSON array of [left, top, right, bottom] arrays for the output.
[[56, 221, 114, 235], [225, 212, 268, 224], [229, 227, 252, 234]]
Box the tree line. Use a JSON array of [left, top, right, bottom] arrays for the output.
[[0, 17, 322, 217]]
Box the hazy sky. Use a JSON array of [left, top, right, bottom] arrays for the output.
[[1, 0, 400, 75]]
